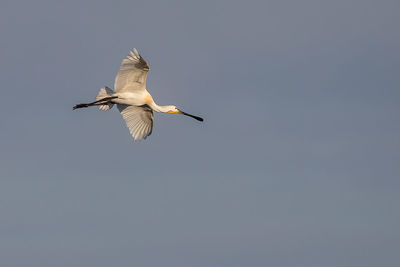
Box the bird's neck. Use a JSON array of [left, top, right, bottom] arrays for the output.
[[148, 102, 173, 113]]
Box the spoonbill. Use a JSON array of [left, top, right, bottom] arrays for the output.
[[73, 48, 203, 140]]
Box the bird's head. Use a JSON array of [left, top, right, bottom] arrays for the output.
[[166, 105, 179, 114], [166, 105, 203, 121]]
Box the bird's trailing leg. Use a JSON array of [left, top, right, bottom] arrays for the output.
[[73, 96, 118, 110]]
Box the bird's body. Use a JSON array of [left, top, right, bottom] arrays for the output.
[[74, 48, 203, 140], [113, 90, 151, 107]]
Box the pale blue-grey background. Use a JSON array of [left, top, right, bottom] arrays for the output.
[[1, 0, 399, 266]]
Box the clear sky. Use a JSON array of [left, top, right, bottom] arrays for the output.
[[1, 0, 399, 266]]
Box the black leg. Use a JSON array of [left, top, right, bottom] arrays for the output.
[[73, 96, 118, 110]]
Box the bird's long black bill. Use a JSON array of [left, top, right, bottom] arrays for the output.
[[180, 111, 204, 121]]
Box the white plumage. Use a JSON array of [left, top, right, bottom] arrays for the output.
[[114, 48, 149, 93], [117, 104, 153, 141], [74, 48, 203, 141]]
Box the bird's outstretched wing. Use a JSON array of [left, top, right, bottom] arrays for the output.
[[117, 104, 153, 140], [114, 48, 150, 92]]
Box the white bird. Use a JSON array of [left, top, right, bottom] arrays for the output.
[[73, 48, 203, 140]]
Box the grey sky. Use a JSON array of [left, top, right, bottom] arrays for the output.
[[1, 0, 399, 266]]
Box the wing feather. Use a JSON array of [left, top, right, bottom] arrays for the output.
[[135, 122, 146, 140], [117, 104, 153, 140], [114, 48, 150, 93]]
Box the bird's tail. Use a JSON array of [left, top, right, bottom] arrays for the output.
[[96, 87, 115, 110]]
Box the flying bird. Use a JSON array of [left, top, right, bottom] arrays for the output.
[[73, 48, 203, 140]]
